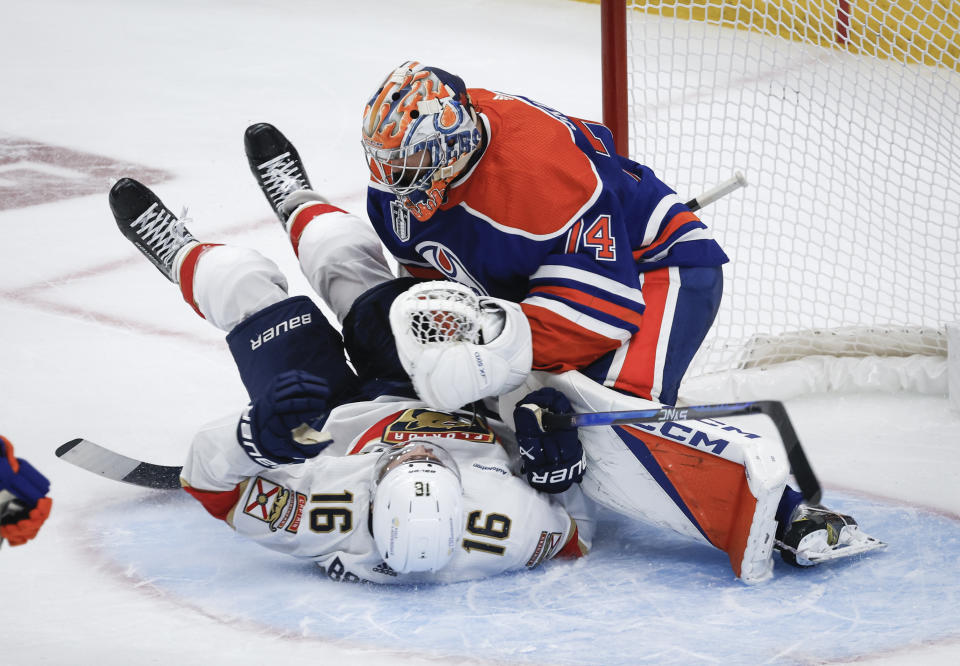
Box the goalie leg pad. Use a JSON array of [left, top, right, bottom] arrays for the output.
[[226, 295, 358, 404]]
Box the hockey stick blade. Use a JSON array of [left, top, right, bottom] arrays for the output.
[[56, 438, 183, 490], [542, 400, 822, 504]]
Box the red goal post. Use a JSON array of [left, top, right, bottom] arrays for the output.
[[600, 0, 959, 396]]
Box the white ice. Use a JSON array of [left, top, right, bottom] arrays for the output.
[[2, 1, 959, 664]]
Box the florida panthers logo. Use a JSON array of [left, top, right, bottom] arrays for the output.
[[415, 241, 487, 295]]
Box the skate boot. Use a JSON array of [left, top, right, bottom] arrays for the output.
[[776, 504, 886, 567], [244, 122, 328, 225], [109, 178, 198, 283]]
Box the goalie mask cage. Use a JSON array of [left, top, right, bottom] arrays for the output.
[[601, 0, 959, 380]]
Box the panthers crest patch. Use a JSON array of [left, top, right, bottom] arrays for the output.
[[349, 408, 497, 454]]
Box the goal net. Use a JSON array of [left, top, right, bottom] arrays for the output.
[[602, 0, 959, 384]]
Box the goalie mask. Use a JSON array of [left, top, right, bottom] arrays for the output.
[[362, 61, 483, 223], [370, 439, 464, 573]]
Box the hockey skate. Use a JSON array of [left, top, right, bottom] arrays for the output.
[[109, 178, 197, 283], [244, 122, 327, 224], [776, 504, 886, 567]]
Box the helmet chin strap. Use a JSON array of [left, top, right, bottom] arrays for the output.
[[435, 151, 474, 180], [435, 108, 486, 183]]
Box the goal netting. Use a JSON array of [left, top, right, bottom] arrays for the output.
[[604, 0, 959, 391]]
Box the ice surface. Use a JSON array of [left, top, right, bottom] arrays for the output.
[[83, 491, 959, 664], [2, 1, 959, 664]]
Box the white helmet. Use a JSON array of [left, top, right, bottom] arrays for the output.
[[371, 439, 464, 573]]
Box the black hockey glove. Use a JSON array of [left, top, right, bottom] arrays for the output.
[[239, 370, 334, 467], [513, 388, 585, 494]]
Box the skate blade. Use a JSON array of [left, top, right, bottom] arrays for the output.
[[802, 535, 887, 564]]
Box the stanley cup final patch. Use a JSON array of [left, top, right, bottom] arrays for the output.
[[390, 199, 411, 242]]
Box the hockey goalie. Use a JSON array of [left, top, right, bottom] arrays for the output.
[[95, 174, 885, 585]]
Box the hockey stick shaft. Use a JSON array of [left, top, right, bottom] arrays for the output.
[[686, 171, 747, 212], [541, 400, 821, 504]]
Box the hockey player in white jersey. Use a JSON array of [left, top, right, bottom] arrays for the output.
[[108, 177, 592, 582], [186, 412, 589, 583]]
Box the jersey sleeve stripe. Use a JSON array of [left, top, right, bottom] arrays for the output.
[[182, 482, 244, 522], [521, 301, 626, 371], [528, 264, 645, 305], [554, 521, 588, 558], [636, 227, 718, 263], [522, 296, 634, 342], [528, 284, 645, 331], [633, 211, 702, 259], [642, 193, 682, 245]]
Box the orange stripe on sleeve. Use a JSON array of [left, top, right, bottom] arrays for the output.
[[528, 285, 645, 330], [632, 210, 700, 260], [611, 270, 671, 395], [521, 302, 623, 371]]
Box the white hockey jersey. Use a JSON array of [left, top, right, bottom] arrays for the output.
[[181, 395, 593, 584]]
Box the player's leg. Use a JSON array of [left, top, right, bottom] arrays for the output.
[[109, 177, 289, 331], [109, 178, 358, 403], [244, 123, 394, 322], [581, 265, 723, 405]]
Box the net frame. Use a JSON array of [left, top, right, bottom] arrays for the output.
[[601, 0, 960, 378]]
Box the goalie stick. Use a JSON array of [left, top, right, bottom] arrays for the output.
[[55, 438, 182, 490], [56, 398, 819, 504], [541, 400, 822, 504], [686, 171, 746, 212]]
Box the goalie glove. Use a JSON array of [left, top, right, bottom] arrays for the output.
[[513, 388, 586, 494], [0, 436, 53, 546], [238, 370, 334, 467], [389, 281, 532, 411]]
